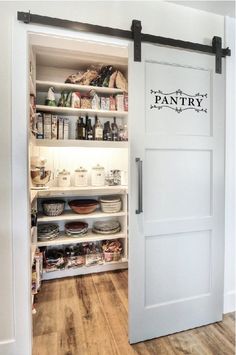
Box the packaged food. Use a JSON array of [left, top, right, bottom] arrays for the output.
[[109, 71, 117, 88], [71, 92, 81, 108], [80, 66, 99, 85], [58, 91, 72, 107], [124, 94, 128, 111], [115, 71, 128, 92], [116, 94, 124, 111], [45, 87, 57, 106], [81, 95, 92, 109], [109, 96, 116, 111], [51, 115, 58, 140], [63, 118, 69, 140], [43, 113, 52, 139], [100, 97, 106, 110], [105, 97, 110, 111], [36, 113, 43, 139], [65, 71, 85, 84], [58, 118, 64, 139], [90, 90, 100, 110]]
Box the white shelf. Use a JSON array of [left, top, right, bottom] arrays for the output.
[[42, 259, 128, 280], [36, 80, 125, 95], [30, 190, 38, 204], [36, 185, 128, 198], [29, 76, 36, 96], [37, 230, 126, 247], [30, 104, 35, 117], [34, 138, 128, 148], [37, 210, 126, 222], [36, 105, 128, 118]]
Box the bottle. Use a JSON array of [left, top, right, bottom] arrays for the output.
[[111, 117, 118, 141], [94, 116, 103, 141], [77, 117, 86, 140], [86, 119, 93, 140], [123, 124, 128, 141], [118, 124, 124, 141], [103, 121, 112, 141]]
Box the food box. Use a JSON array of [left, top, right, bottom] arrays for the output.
[[51, 115, 58, 140], [43, 113, 52, 139]]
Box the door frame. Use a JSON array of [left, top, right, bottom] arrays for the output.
[[11, 20, 130, 355]]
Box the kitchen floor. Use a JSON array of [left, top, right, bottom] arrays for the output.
[[33, 270, 235, 355]]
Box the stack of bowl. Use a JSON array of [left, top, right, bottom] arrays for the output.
[[65, 221, 88, 237], [92, 220, 121, 235], [38, 223, 59, 241], [100, 196, 122, 213]]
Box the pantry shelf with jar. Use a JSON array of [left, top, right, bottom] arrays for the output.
[[28, 41, 129, 285]]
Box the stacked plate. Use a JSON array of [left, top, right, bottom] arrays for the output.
[[65, 221, 88, 237], [38, 224, 59, 241], [100, 196, 122, 213], [92, 220, 121, 235]]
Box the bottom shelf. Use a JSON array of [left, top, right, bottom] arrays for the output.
[[42, 259, 128, 280]]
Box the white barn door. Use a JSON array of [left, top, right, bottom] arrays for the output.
[[128, 43, 225, 343]]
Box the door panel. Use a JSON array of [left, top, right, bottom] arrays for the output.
[[129, 43, 225, 343]]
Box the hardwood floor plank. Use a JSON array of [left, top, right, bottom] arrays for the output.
[[74, 274, 119, 355], [33, 271, 235, 355], [33, 332, 57, 355]]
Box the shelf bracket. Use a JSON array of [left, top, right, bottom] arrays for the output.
[[131, 20, 142, 62]]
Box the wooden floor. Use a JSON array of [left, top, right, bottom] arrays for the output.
[[33, 270, 235, 355]]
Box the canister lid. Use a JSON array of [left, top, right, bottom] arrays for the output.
[[75, 166, 87, 172], [92, 164, 104, 170], [58, 169, 70, 175]]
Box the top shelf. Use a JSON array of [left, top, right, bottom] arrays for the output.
[[36, 80, 126, 95]]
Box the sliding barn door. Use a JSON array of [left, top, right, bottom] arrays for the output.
[[128, 43, 225, 343]]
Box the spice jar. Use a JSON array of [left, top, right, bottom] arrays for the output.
[[58, 169, 71, 187], [74, 167, 88, 187], [91, 164, 105, 186]]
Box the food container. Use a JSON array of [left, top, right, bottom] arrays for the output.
[[100, 196, 122, 213], [103, 251, 121, 262], [91, 164, 105, 186], [69, 199, 99, 214], [74, 167, 88, 187], [42, 200, 65, 216], [58, 169, 71, 187], [105, 170, 121, 186]]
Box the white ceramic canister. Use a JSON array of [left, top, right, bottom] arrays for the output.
[[121, 170, 128, 186], [58, 169, 71, 187], [74, 167, 88, 187], [91, 164, 105, 186]]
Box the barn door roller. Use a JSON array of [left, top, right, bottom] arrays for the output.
[[17, 11, 231, 74]]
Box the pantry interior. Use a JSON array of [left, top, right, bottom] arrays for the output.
[[29, 32, 129, 316]]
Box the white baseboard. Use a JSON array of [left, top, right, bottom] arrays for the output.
[[224, 290, 236, 314]]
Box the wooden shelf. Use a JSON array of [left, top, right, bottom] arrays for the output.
[[29, 76, 36, 96], [42, 259, 128, 280], [36, 80, 125, 95], [36, 185, 128, 198], [37, 230, 126, 247], [34, 138, 128, 148], [36, 105, 128, 118], [37, 210, 126, 222]]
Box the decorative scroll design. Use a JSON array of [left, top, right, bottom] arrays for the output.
[[150, 89, 208, 114]]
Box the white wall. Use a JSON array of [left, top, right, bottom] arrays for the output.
[[0, 1, 232, 354], [224, 16, 236, 313]]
